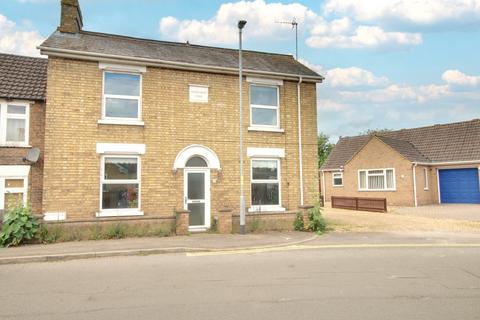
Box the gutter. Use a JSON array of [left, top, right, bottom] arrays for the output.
[[38, 46, 324, 83], [413, 160, 480, 166], [297, 76, 304, 205]]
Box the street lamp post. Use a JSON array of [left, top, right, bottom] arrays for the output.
[[238, 20, 247, 235]]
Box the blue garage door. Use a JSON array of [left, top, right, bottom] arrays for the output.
[[439, 168, 480, 204]]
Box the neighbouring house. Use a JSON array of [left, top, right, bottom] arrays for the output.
[[27, 0, 323, 232], [0, 53, 47, 218], [320, 119, 480, 207]]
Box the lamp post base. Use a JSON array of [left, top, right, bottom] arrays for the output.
[[240, 225, 246, 235]]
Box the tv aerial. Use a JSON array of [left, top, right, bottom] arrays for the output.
[[275, 18, 299, 60]]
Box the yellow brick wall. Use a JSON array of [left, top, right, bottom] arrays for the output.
[[323, 137, 415, 206], [43, 57, 319, 220]]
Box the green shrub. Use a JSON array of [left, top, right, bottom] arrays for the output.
[[307, 201, 327, 234], [294, 212, 304, 231], [0, 204, 39, 247], [38, 224, 63, 244], [105, 223, 127, 239]]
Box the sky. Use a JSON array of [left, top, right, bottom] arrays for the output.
[[1, 0, 480, 142]]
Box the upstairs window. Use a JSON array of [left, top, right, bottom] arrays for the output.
[[103, 72, 141, 120], [250, 85, 279, 128], [0, 102, 29, 146], [358, 169, 396, 191], [332, 172, 343, 186]]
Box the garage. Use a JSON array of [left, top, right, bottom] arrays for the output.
[[439, 168, 480, 204]]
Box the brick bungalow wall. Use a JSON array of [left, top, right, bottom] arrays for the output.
[[43, 57, 319, 220]]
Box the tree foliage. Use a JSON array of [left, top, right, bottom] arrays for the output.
[[318, 133, 334, 168]]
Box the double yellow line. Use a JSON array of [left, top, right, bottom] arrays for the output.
[[187, 243, 480, 257]]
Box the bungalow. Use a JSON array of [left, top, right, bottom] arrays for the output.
[[320, 119, 480, 207], [0, 0, 323, 233]]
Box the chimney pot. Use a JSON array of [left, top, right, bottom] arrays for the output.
[[57, 0, 83, 33]]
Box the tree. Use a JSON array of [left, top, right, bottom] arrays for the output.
[[318, 133, 334, 168], [359, 128, 392, 135]]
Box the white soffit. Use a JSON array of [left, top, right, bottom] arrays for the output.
[[99, 62, 146, 73], [0, 165, 30, 177], [246, 77, 283, 86], [96, 143, 146, 155], [247, 147, 285, 158]]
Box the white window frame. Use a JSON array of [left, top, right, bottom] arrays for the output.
[[249, 84, 280, 130], [0, 176, 28, 217], [332, 172, 343, 187], [358, 168, 396, 191], [249, 158, 284, 212], [101, 71, 142, 124], [423, 167, 429, 190], [0, 101, 30, 147], [97, 155, 143, 217]]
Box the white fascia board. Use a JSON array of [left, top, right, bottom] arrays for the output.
[[0, 165, 30, 177], [99, 62, 146, 73], [247, 147, 285, 158], [246, 77, 283, 86], [96, 143, 146, 155]]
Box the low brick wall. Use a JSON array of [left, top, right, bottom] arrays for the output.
[[231, 212, 298, 233], [39, 216, 176, 243]]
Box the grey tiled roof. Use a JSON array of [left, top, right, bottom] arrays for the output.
[[321, 119, 480, 170], [40, 31, 322, 79], [0, 53, 47, 101]]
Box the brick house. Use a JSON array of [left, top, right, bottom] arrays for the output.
[[320, 119, 480, 207], [0, 53, 47, 218], [30, 0, 323, 231]]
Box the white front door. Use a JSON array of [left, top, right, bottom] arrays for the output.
[[184, 169, 210, 231]]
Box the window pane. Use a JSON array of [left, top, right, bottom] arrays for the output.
[[102, 183, 138, 209], [252, 183, 279, 205], [104, 157, 137, 180], [252, 160, 278, 180], [188, 172, 205, 199], [6, 119, 26, 142], [386, 170, 395, 189], [5, 179, 24, 188], [252, 108, 277, 126], [105, 98, 139, 118], [188, 203, 205, 226], [5, 193, 23, 209], [368, 170, 384, 175], [369, 174, 385, 189], [7, 105, 26, 114], [333, 177, 343, 186], [104, 72, 140, 96], [186, 157, 207, 167], [251, 86, 277, 106], [359, 171, 366, 189]]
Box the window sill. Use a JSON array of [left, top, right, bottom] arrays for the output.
[[248, 126, 284, 133], [96, 210, 144, 218], [248, 206, 286, 213], [358, 189, 397, 192], [333, 185, 343, 188], [98, 119, 145, 126], [0, 144, 31, 148]]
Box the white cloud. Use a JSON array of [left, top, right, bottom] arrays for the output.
[[307, 24, 422, 49], [159, 0, 318, 45], [326, 67, 389, 87], [323, 0, 480, 29], [0, 14, 43, 56], [317, 99, 350, 111], [442, 69, 480, 86]]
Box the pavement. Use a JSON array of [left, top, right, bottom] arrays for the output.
[[0, 231, 316, 265], [1, 233, 480, 320], [391, 204, 480, 221]]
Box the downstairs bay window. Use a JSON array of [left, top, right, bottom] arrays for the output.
[[99, 155, 142, 216], [250, 159, 283, 211], [358, 168, 396, 191]]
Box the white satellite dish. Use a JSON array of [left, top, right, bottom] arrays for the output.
[[24, 148, 40, 163]]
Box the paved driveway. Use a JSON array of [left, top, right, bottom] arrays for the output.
[[392, 204, 480, 221]]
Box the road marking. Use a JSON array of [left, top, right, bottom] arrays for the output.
[[186, 243, 480, 257]]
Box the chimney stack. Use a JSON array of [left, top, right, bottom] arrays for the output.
[[57, 0, 83, 33]]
